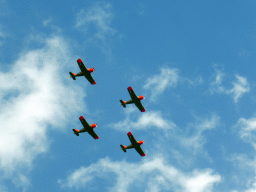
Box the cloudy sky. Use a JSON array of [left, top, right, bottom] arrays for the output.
[[1, 1, 256, 191]]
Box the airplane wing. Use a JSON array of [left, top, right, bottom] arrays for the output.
[[77, 59, 88, 72], [79, 116, 90, 130], [84, 73, 96, 85], [135, 146, 146, 156], [87, 129, 99, 140], [127, 86, 138, 100], [127, 132, 137, 145], [135, 102, 146, 112]]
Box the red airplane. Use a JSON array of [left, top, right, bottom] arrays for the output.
[[72, 116, 99, 139], [120, 86, 146, 112], [120, 132, 146, 156], [69, 59, 96, 85]]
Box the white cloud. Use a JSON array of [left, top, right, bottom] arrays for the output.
[[228, 116, 256, 191], [181, 114, 220, 156], [0, 36, 86, 189], [143, 67, 179, 101], [228, 153, 256, 192], [236, 115, 256, 147], [58, 157, 221, 192], [42, 17, 52, 26], [108, 106, 177, 131], [210, 69, 250, 103], [245, 181, 256, 192], [159, 114, 220, 167], [228, 75, 250, 103], [76, 3, 115, 36], [185, 76, 203, 86], [210, 69, 225, 91], [76, 3, 116, 58], [109, 107, 219, 163]]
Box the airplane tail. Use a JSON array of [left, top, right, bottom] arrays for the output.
[[69, 72, 76, 80], [120, 145, 127, 152], [120, 100, 126, 108], [72, 129, 79, 136]]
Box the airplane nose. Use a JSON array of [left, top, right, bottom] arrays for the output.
[[79, 116, 85, 120]]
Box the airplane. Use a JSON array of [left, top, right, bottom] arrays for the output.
[[69, 59, 96, 85], [120, 86, 146, 112], [72, 116, 99, 139], [120, 132, 146, 156]]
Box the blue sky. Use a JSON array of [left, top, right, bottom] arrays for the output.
[[1, 1, 256, 191]]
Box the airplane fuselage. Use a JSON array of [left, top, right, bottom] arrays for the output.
[[125, 97, 141, 105], [78, 62, 89, 75]]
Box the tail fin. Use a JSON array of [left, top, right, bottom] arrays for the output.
[[120, 145, 127, 152], [72, 129, 79, 136], [69, 72, 76, 80], [120, 100, 126, 108]]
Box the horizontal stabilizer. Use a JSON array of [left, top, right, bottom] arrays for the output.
[[69, 72, 76, 80], [120, 100, 126, 108], [72, 129, 79, 136], [120, 145, 127, 152]]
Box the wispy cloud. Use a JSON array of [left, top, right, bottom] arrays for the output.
[[210, 68, 250, 103], [76, 3, 115, 35], [227, 115, 256, 191], [108, 106, 176, 131], [109, 106, 219, 162], [228, 75, 250, 103], [42, 17, 52, 26], [236, 115, 256, 147], [143, 67, 179, 101], [228, 153, 256, 192], [58, 157, 221, 192], [0, 28, 6, 39], [210, 69, 226, 93], [244, 181, 256, 192], [184, 76, 203, 86], [180, 114, 220, 156], [76, 3, 116, 57], [0, 36, 86, 190], [138, 3, 145, 15]]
